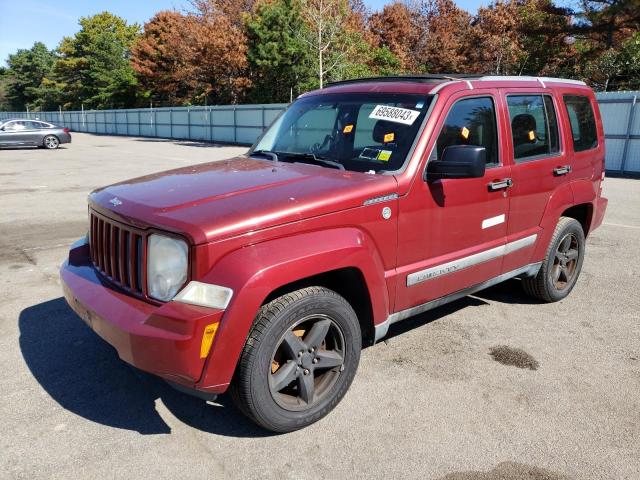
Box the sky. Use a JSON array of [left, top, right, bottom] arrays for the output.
[[0, 0, 487, 67]]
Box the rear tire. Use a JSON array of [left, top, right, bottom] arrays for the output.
[[43, 135, 59, 149], [522, 217, 585, 302], [230, 286, 361, 433]]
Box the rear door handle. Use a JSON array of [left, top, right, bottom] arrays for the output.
[[553, 165, 572, 176], [488, 178, 513, 191]]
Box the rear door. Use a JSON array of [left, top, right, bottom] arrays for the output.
[[23, 121, 46, 145], [395, 90, 512, 311], [500, 89, 568, 273]]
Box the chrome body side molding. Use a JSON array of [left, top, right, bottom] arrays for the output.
[[363, 193, 399, 206], [406, 234, 537, 287], [374, 262, 542, 343]]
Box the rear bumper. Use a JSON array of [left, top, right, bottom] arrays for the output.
[[59, 132, 72, 144], [591, 196, 608, 232], [60, 237, 226, 390]]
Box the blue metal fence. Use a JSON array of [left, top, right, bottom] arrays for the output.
[[0, 104, 287, 146], [1, 93, 639, 173], [595, 92, 640, 175]]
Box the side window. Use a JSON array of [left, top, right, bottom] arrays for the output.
[[507, 95, 559, 161], [563, 95, 598, 152], [433, 96, 499, 166]]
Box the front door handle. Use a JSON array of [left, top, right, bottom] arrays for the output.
[[553, 165, 572, 176], [488, 178, 513, 191]]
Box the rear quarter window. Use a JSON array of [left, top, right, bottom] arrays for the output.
[[563, 95, 598, 152]]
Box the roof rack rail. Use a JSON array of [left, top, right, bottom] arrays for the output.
[[326, 74, 484, 87], [325, 74, 586, 87], [478, 75, 587, 86]]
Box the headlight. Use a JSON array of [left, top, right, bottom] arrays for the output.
[[147, 234, 188, 301]]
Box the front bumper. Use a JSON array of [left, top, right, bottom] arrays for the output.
[[60, 237, 225, 390]]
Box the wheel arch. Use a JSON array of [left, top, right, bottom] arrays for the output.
[[262, 267, 375, 347], [560, 203, 593, 236], [195, 227, 390, 391]]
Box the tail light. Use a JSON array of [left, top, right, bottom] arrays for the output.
[[63, 127, 70, 133]]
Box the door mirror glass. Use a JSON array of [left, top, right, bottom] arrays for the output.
[[426, 145, 486, 180]]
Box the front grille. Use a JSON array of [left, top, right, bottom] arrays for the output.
[[89, 210, 146, 295]]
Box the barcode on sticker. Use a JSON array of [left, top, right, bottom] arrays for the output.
[[369, 105, 420, 126]]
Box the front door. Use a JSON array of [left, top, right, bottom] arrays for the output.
[[395, 91, 512, 311], [0, 121, 28, 145]]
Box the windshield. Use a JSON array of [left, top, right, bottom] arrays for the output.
[[251, 92, 434, 173]]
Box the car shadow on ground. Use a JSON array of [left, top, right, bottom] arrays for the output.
[[18, 297, 270, 438], [383, 279, 540, 341], [384, 296, 489, 341], [0, 146, 69, 150], [473, 278, 544, 305], [19, 281, 537, 437]]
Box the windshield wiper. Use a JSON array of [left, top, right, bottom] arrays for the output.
[[280, 152, 345, 171], [250, 150, 279, 162]]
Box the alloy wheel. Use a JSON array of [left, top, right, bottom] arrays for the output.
[[44, 136, 59, 149], [269, 314, 345, 411], [551, 233, 579, 290]]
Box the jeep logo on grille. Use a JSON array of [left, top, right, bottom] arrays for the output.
[[109, 197, 122, 206]]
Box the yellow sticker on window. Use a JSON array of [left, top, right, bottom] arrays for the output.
[[343, 124, 354, 133], [377, 150, 392, 161], [461, 126, 470, 139], [383, 132, 395, 143], [528, 130, 536, 141]]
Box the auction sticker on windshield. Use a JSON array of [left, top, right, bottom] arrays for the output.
[[369, 105, 421, 125]]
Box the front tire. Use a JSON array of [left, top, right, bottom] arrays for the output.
[[522, 217, 585, 302], [43, 135, 60, 149], [230, 286, 361, 433]]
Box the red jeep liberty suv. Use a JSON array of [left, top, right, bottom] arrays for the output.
[[61, 75, 608, 432]]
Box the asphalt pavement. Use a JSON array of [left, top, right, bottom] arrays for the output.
[[1, 133, 638, 479]]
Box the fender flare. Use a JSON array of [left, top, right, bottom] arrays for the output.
[[196, 227, 390, 391], [532, 182, 574, 261], [570, 179, 597, 233]]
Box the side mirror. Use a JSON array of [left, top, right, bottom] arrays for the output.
[[426, 145, 486, 180]]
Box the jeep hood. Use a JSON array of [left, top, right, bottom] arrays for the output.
[[90, 156, 398, 244]]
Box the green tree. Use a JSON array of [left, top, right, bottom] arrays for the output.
[[584, 32, 640, 90], [0, 67, 10, 111], [245, 0, 314, 102], [4, 42, 57, 110], [331, 35, 403, 81], [54, 12, 141, 109]]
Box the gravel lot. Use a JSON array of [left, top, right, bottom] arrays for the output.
[[1, 133, 639, 480]]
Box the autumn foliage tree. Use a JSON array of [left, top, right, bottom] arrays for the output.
[[131, 12, 200, 105], [369, 2, 425, 72], [132, 3, 249, 105]]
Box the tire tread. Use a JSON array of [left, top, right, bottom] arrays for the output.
[[230, 286, 359, 432], [522, 216, 584, 302]]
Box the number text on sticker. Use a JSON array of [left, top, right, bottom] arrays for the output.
[[369, 105, 421, 126]]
